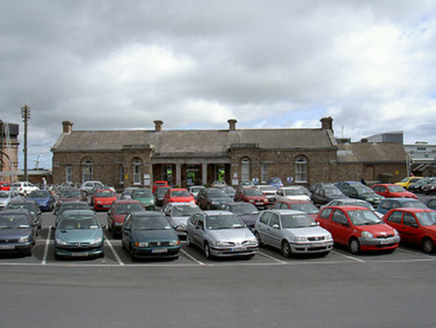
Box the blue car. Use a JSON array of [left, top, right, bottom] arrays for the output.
[[122, 211, 180, 260], [377, 197, 428, 215], [0, 209, 38, 256], [26, 190, 56, 211]]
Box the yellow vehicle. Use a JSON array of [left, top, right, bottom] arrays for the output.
[[395, 176, 423, 189]]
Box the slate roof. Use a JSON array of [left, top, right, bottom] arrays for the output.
[[337, 142, 407, 163], [51, 128, 338, 156]]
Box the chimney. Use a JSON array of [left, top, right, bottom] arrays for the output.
[[154, 120, 163, 132], [361, 138, 368, 143], [320, 117, 333, 130], [62, 121, 73, 133], [228, 119, 237, 131]]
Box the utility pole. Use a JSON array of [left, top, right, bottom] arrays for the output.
[[21, 104, 31, 181], [0, 119, 3, 173]]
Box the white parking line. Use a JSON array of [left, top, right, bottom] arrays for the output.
[[105, 238, 125, 266], [397, 247, 436, 260], [41, 226, 52, 265], [258, 251, 287, 264], [180, 249, 205, 265], [331, 250, 365, 263]]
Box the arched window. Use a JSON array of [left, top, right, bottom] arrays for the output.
[[133, 159, 142, 185], [295, 156, 308, 183], [81, 158, 93, 182], [241, 157, 251, 182]]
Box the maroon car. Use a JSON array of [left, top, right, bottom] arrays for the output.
[[234, 187, 269, 210], [107, 199, 145, 238]]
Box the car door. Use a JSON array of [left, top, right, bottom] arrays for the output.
[[190, 213, 206, 247], [401, 212, 420, 245], [330, 209, 351, 246], [122, 215, 133, 248], [267, 213, 282, 249], [256, 211, 272, 245]]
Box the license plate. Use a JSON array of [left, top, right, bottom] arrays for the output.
[[71, 252, 89, 257], [0, 245, 15, 250], [152, 248, 168, 253], [232, 247, 247, 252], [256, 202, 264, 205]]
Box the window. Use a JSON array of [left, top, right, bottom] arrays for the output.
[[119, 165, 124, 184], [133, 159, 142, 185], [269, 214, 280, 228], [65, 166, 72, 183], [261, 164, 268, 182], [81, 158, 93, 182], [387, 211, 403, 224], [295, 156, 308, 183], [403, 213, 417, 226], [259, 212, 272, 225], [241, 158, 251, 182], [320, 208, 332, 220], [332, 210, 348, 225]]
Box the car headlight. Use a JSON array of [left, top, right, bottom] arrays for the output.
[[366, 198, 373, 202], [394, 229, 399, 236], [90, 237, 103, 245], [190, 200, 195, 204], [55, 237, 68, 245], [97, 201, 102, 205], [19, 236, 30, 243], [169, 240, 180, 246], [214, 240, 231, 246], [294, 236, 307, 242], [361, 231, 374, 239], [178, 223, 186, 229], [135, 242, 149, 247]]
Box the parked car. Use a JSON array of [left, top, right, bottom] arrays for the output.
[[130, 188, 155, 210], [54, 187, 87, 214], [120, 187, 139, 200], [376, 197, 428, 215], [310, 183, 348, 206], [211, 180, 227, 188], [80, 181, 105, 195], [425, 198, 436, 211], [0, 209, 38, 256], [254, 209, 333, 257], [6, 200, 42, 230], [163, 188, 196, 206], [26, 189, 56, 211], [316, 205, 400, 254], [395, 176, 423, 189], [122, 211, 180, 260], [107, 200, 145, 238], [186, 210, 258, 259], [0, 190, 22, 209], [221, 186, 236, 199], [11, 181, 39, 196], [256, 185, 277, 204], [422, 182, 436, 195], [55, 201, 91, 228], [272, 198, 319, 220], [324, 198, 383, 218], [218, 202, 259, 229], [152, 181, 170, 194], [234, 187, 269, 210], [153, 186, 171, 207], [188, 185, 206, 200], [0, 181, 11, 191], [196, 187, 232, 210], [276, 186, 311, 202], [335, 181, 384, 206], [267, 177, 284, 189], [54, 209, 105, 259], [161, 202, 202, 237], [91, 189, 117, 211], [408, 177, 435, 193], [383, 208, 436, 253], [371, 184, 418, 199]]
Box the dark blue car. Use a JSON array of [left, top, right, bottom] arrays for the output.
[[377, 197, 428, 215], [27, 190, 56, 211]]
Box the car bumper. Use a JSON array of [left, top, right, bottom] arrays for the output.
[[131, 245, 180, 258], [358, 236, 400, 251], [210, 245, 258, 257], [290, 241, 334, 254], [0, 242, 33, 254], [94, 204, 112, 211], [54, 245, 104, 258]]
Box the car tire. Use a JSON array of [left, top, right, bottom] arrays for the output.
[[422, 237, 435, 254], [254, 231, 263, 246], [349, 238, 361, 255], [130, 245, 136, 261], [281, 240, 292, 258], [186, 234, 193, 248], [204, 242, 212, 259]]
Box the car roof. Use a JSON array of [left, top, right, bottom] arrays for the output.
[[131, 211, 165, 217], [275, 198, 312, 204], [381, 197, 420, 202], [323, 205, 371, 211], [0, 208, 31, 216], [61, 209, 96, 216], [263, 209, 307, 215], [203, 210, 234, 216], [388, 207, 434, 213], [113, 199, 142, 204]]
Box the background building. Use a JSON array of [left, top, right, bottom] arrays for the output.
[[0, 121, 20, 181]]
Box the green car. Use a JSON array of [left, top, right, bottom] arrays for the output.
[[131, 188, 156, 211]]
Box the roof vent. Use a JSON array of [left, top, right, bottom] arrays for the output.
[[154, 120, 163, 132], [320, 117, 333, 130], [228, 119, 237, 131], [62, 121, 73, 133]]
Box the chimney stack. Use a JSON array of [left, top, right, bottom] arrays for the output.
[[154, 120, 163, 132], [62, 121, 73, 133], [228, 119, 237, 131], [320, 117, 333, 130]]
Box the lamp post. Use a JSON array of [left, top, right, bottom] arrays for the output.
[[0, 119, 3, 173], [21, 105, 31, 181]]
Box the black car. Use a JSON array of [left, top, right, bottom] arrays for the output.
[[310, 183, 348, 206], [335, 181, 384, 206], [196, 188, 232, 210], [218, 202, 259, 229], [153, 187, 171, 207]]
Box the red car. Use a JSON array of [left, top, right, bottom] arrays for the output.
[[107, 199, 145, 237], [0, 181, 11, 191], [371, 184, 417, 199], [383, 208, 436, 253], [316, 205, 400, 254], [152, 181, 170, 194], [234, 187, 269, 210], [163, 188, 196, 205], [272, 199, 319, 220], [92, 189, 118, 211]]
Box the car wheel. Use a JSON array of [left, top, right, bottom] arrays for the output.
[[186, 233, 193, 248], [349, 238, 361, 255], [130, 245, 136, 261], [254, 231, 263, 246], [204, 242, 212, 259], [422, 237, 435, 254], [281, 240, 292, 258]]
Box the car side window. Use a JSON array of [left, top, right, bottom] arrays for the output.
[[380, 200, 391, 210], [269, 214, 280, 228], [273, 202, 280, 209], [391, 201, 401, 209], [197, 215, 204, 229], [124, 215, 132, 228], [332, 210, 349, 225], [319, 208, 332, 219], [190, 213, 199, 225], [387, 211, 403, 224], [259, 212, 272, 225], [403, 213, 417, 226]]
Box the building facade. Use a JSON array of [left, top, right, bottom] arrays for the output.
[[0, 121, 20, 181]]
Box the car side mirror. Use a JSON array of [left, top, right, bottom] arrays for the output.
[[124, 226, 130, 232], [411, 224, 418, 228], [272, 224, 280, 229]]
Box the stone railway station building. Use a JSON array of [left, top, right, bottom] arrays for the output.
[[51, 117, 408, 190]]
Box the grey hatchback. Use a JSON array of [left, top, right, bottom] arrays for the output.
[[254, 209, 333, 257]]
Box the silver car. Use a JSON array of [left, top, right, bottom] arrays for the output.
[[0, 190, 22, 209], [254, 209, 333, 257], [161, 202, 202, 237], [186, 210, 258, 259]]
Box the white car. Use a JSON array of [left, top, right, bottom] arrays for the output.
[[276, 186, 311, 202], [0, 190, 22, 209], [10, 181, 39, 196]]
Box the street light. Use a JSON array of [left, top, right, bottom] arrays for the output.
[[21, 104, 31, 181], [0, 119, 3, 173]]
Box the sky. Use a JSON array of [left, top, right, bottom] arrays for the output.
[[1, 0, 436, 170]]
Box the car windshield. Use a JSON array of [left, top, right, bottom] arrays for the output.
[[61, 189, 82, 198], [347, 202, 374, 211], [206, 214, 245, 230], [324, 185, 343, 197], [156, 188, 170, 196], [95, 190, 115, 197], [0, 214, 30, 228], [133, 189, 153, 197], [245, 189, 263, 196], [284, 189, 304, 196], [0, 191, 9, 198], [7, 204, 36, 214], [402, 201, 427, 209], [281, 214, 316, 228], [208, 189, 227, 197], [172, 205, 201, 217], [58, 216, 99, 230], [59, 204, 89, 213], [387, 185, 406, 192], [231, 203, 259, 215], [415, 211, 436, 226], [28, 190, 49, 198], [114, 203, 144, 214], [171, 190, 191, 197], [289, 203, 319, 214], [190, 187, 203, 193], [353, 184, 375, 194], [132, 216, 172, 230], [258, 186, 276, 192], [347, 210, 382, 226]]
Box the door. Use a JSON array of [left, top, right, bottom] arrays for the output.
[[330, 209, 351, 246], [401, 212, 420, 244]]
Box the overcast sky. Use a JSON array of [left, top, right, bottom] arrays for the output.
[[1, 0, 436, 170]]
